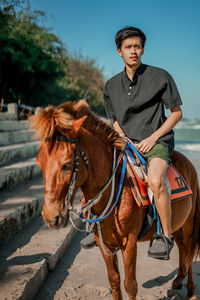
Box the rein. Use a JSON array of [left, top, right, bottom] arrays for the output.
[[45, 135, 125, 256], [45, 135, 162, 256]]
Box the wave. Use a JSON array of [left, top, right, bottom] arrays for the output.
[[175, 119, 200, 129], [175, 143, 200, 152], [174, 127, 200, 143], [175, 143, 200, 162]]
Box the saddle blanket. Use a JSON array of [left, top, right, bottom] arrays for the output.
[[125, 147, 193, 208]]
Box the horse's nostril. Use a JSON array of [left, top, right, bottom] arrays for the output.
[[55, 215, 60, 227]]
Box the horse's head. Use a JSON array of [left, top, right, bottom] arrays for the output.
[[29, 102, 89, 228]]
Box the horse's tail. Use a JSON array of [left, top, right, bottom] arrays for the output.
[[186, 178, 200, 265], [195, 184, 200, 257]]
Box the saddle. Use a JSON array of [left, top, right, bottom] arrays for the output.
[[125, 146, 192, 208]]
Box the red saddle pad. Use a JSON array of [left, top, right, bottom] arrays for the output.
[[126, 159, 193, 208]]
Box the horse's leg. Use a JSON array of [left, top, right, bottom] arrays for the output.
[[172, 229, 187, 289], [173, 231, 197, 300], [182, 219, 197, 299], [186, 264, 197, 300], [173, 220, 196, 299], [96, 241, 122, 300], [121, 237, 138, 300], [102, 253, 122, 300]]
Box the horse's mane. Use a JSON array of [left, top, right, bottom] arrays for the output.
[[29, 100, 124, 148]]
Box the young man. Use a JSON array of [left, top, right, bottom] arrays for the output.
[[103, 26, 182, 259]]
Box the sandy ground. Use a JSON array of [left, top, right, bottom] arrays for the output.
[[35, 230, 200, 300]]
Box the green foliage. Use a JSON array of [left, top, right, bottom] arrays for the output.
[[0, 1, 106, 114], [61, 54, 106, 114]]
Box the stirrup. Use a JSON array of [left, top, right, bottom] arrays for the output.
[[148, 233, 174, 260]]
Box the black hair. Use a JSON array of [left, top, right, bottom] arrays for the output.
[[115, 26, 146, 49]]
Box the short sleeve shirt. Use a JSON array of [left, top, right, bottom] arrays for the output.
[[103, 64, 182, 154]]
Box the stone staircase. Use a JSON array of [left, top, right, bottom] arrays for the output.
[[0, 120, 82, 300]]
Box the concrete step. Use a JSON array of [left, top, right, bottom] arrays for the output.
[[0, 141, 40, 166], [0, 177, 44, 245], [0, 194, 82, 300], [0, 129, 37, 146], [0, 158, 41, 191], [0, 113, 17, 121], [0, 120, 29, 131]]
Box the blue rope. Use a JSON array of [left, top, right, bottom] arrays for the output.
[[152, 197, 161, 234], [80, 152, 127, 223], [126, 141, 148, 167], [80, 140, 162, 235], [126, 141, 162, 235]]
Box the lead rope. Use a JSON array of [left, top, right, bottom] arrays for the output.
[[68, 146, 127, 257], [97, 222, 118, 256], [95, 151, 128, 256], [69, 214, 85, 232], [69, 147, 117, 233], [81, 150, 123, 215]]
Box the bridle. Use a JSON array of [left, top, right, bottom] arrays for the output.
[[45, 136, 90, 208], [45, 135, 124, 256]]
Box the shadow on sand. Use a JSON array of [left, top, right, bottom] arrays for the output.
[[142, 260, 200, 299]]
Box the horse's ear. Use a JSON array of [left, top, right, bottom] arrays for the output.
[[72, 115, 87, 134]]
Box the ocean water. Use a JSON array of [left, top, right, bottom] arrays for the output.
[[174, 119, 200, 177]]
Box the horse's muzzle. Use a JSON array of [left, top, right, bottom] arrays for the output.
[[43, 210, 69, 229]]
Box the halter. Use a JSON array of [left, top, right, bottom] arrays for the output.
[[45, 136, 90, 208]]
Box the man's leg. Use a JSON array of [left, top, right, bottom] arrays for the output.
[[148, 157, 171, 238], [147, 157, 174, 259]]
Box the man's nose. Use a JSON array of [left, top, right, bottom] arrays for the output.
[[131, 46, 136, 53]]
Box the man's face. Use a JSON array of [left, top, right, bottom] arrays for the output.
[[117, 36, 144, 68]]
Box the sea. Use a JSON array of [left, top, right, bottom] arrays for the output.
[[174, 118, 200, 178]]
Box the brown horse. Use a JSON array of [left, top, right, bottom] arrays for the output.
[[30, 100, 200, 300]]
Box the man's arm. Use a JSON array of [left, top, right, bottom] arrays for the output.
[[136, 106, 182, 153], [113, 117, 125, 137]]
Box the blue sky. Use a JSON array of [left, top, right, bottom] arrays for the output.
[[30, 0, 200, 119]]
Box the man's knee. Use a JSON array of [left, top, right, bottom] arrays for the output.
[[148, 175, 165, 195]]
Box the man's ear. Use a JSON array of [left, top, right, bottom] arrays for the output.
[[117, 48, 122, 57]]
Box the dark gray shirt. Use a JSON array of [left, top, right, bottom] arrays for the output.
[[103, 64, 182, 154]]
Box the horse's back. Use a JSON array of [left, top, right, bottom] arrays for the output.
[[171, 150, 198, 187]]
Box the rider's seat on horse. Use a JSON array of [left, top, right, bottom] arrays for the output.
[[125, 145, 193, 208]]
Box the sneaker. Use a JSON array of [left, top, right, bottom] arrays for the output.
[[148, 233, 174, 260], [80, 233, 96, 249]]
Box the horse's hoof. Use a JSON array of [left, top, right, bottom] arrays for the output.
[[186, 290, 197, 300], [186, 296, 197, 300], [172, 279, 182, 290]]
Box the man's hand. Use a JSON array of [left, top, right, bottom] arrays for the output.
[[135, 135, 157, 153], [136, 106, 182, 153]]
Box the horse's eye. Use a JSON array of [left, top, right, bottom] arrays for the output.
[[61, 162, 72, 171]]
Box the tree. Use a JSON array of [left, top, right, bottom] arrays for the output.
[[0, 4, 67, 106], [61, 54, 106, 115], [0, 1, 106, 114]]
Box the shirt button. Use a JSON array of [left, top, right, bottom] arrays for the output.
[[128, 92, 131, 95]]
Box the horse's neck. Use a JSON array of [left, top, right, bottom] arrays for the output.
[[80, 132, 114, 201]]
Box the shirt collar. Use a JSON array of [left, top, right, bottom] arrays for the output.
[[123, 63, 144, 81]]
